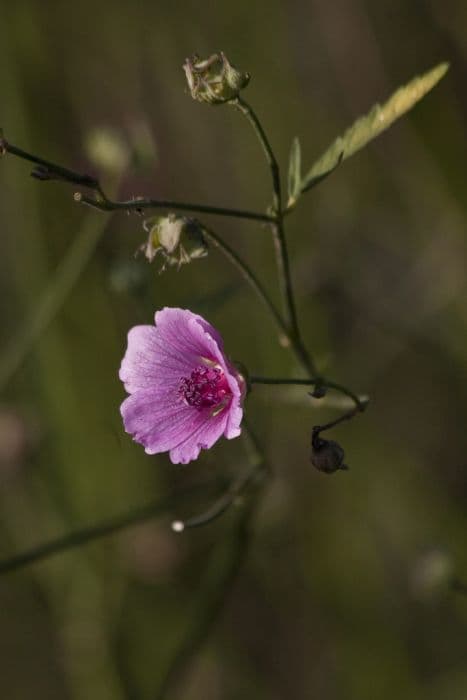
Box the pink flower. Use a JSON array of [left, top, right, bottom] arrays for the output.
[[119, 308, 245, 464]]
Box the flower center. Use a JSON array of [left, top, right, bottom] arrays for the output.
[[179, 365, 231, 411]]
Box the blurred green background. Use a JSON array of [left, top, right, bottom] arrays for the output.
[[1, 1, 466, 698]]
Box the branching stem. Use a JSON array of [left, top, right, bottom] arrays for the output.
[[202, 227, 287, 338], [250, 376, 367, 412], [0, 135, 274, 223], [230, 98, 319, 376]]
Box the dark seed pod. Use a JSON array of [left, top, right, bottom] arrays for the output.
[[309, 383, 327, 399], [311, 427, 347, 474]]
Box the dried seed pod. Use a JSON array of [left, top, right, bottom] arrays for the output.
[[183, 52, 250, 105], [311, 427, 348, 474], [141, 214, 208, 271]]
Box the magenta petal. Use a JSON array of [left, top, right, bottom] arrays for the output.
[[169, 410, 229, 464], [121, 387, 229, 464], [224, 400, 243, 439], [119, 308, 245, 464]]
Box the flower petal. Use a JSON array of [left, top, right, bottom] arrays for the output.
[[169, 410, 229, 464], [156, 309, 242, 388], [119, 308, 245, 463], [154, 307, 225, 363], [120, 387, 229, 463], [119, 325, 189, 394], [224, 398, 243, 439]]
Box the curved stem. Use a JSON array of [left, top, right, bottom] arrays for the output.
[[75, 192, 274, 223], [0, 481, 225, 576], [202, 226, 288, 339], [0, 498, 172, 575], [172, 422, 268, 532], [155, 425, 269, 699], [230, 98, 318, 376], [250, 376, 367, 412], [155, 493, 259, 700], [0, 137, 101, 190], [271, 218, 316, 373], [0, 136, 274, 223], [231, 97, 281, 212]]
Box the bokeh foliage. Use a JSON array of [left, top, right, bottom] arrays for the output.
[[0, 1, 466, 698]]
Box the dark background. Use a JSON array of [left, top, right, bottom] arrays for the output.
[[0, 1, 466, 698]]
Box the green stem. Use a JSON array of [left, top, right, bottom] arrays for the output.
[[172, 422, 269, 531], [0, 135, 274, 223], [0, 497, 174, 575], [230, 98, 318, 376], [231, 97, 281, 212], [202, 227, 287, 339], [272, 217, 315, 372], [75, 192, 274, 223], [250, 376, 367, 412], [155, 493, 259, 699], [0, 137, 101, 190], [155, 426, 268, 699]]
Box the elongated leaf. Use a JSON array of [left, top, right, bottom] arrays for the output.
[[301, 62, 449, 193], [287, 137, 302, 206]]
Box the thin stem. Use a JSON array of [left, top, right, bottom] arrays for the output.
[[250, 376, 367, 412], [0, 500, 168, 575], [203, 227, 319, 376], [313, 406, 361, 433], [230, 99, 318, 376], [231, 97, 281, 212], [202, 226, 288, 339], [155, 494, 259, 700], [171, 463, 265, 531], [75, 192, 274, 223], [0, 483, 219, 576], [325, 380, 368, 411], [272, 217, 310, 367], [0, 135, 274, 223], [0, 137, 101, 190], [155, 426, 269, 699]]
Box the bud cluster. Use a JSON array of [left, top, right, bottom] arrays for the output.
[[183, 52, 250, 105]]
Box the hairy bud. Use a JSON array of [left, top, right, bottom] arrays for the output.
[[311, 427, 347, 474], [183, 52, 250, 105], [141, 214, 208, 271]]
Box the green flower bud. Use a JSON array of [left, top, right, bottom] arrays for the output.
[[183, 52, 250, 105], [141, 214, 208, 271]]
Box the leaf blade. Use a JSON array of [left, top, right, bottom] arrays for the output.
[[301, 62, 449, 192]]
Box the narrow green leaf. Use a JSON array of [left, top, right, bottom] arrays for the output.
[[301, 62, 449, 193], [287, 137, 302, 206]]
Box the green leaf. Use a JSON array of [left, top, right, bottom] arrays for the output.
[[301, 62, 449, 193], [287, 137, 302, 206]]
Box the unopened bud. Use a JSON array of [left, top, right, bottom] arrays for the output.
[[183, 52, 250, 105], [311, 427, 347, 474], [141, 214, 208, 271]]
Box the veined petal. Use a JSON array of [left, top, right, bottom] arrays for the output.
[[119, 325, 194, 394], [121, 387, 229, 463], [169, 409, 229, 464], [119, 308, 245, 464]]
